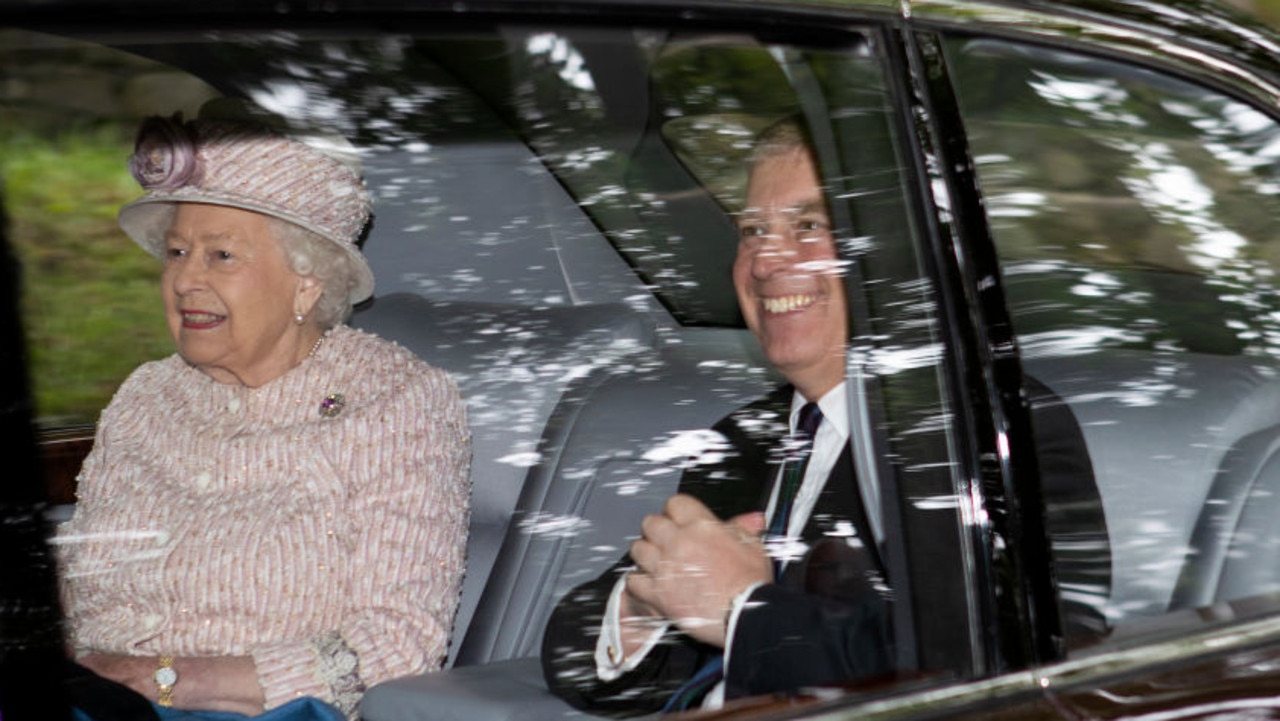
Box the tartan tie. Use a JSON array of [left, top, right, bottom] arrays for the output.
[[663, 401, 824, 712], [767, 402, 824, 538]]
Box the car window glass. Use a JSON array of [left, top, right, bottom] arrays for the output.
[[806, 44, 988, 676], [947, 36, 1280, 647], [7, 18, 975, 715], [0, 30, 215, 426]]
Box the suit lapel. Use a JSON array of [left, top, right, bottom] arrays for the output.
[[694, 386, 792, 519], [697, 385, 885, 578], [803, 442, 884, 577]]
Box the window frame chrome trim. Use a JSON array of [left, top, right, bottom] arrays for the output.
[[906, 0, 1280, 115]]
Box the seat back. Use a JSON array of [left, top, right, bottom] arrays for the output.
[[454, 327, 781, 664], [359, 326, 777, 721], [1173, 420, 1280, 608], [351, 292, 658, 663], [1025, 350, 1280, 621]]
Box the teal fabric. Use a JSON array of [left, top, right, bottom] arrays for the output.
[[154, 699, 344, 721]]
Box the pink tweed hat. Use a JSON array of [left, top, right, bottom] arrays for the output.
[[118, 105, 375, 305]]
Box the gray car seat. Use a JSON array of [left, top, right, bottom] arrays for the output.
[[360, 326, 779, 721], [1172, 421, 1280, 609], [352, 292, 658, 663], [1024, 350, 1280, 622]]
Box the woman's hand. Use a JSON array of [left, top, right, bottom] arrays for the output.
[[78, 652, 266, 716]]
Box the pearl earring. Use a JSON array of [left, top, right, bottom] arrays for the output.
[[294, 313, 305, 325]]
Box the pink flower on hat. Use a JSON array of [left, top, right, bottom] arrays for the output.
[[128, 114, 201, 191]]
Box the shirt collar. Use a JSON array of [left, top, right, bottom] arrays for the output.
[[790, 381, 849, 441]]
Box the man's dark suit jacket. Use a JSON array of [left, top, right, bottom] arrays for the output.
[[540, 380, 1110, 717], [541, 386, 893, 717]]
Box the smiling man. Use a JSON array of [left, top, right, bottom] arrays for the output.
[[542, 118, 894, 715], [734, 130, 848, 404]]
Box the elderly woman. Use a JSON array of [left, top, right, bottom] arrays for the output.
[[55, 104, 471, 721]]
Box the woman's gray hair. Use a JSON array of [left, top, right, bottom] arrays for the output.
[[268, 217, 359, 329]]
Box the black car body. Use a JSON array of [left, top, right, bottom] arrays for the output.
[[7, 0, 1280, 719]]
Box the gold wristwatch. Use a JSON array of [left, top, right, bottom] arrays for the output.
[[154, 655, 178, 707]]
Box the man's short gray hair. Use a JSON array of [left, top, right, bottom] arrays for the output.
[[750, 115, 815, 166]]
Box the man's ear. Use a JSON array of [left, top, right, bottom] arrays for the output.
[[294, 275, 324, 319]]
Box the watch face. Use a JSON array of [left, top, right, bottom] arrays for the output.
[[155, 667, 177, 686]]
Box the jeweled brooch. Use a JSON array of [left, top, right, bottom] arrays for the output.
[[319, 393, 345, 418]]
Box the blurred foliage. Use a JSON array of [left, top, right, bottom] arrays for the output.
[[1, 128, 171, 426], [1242, 0, 1280, 25], [948, 30, 1280, 361]]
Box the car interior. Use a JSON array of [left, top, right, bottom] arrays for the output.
[[359, 26, 1280, 718], [342, 30, 795, 719], [11, 9, 1280, 721]]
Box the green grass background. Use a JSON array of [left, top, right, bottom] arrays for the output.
[[5, 127, 172, 426]]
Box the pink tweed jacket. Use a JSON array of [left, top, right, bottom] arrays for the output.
[[55, 325, 471, 717]]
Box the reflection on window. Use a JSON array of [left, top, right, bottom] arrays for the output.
[[949, 37, 1280, 642]]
